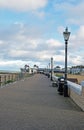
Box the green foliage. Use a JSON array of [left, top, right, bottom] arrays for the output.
[[25, 74, 32, 77], [4, 80, 13, 84], [55, 73, 63, 77]]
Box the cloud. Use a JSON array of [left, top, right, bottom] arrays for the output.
[[0, 21, 84, 70], [69, 55, 83, 66], [54, 1, 84, 25], [0, 59, 42, 71], [76, 26, 84, 41], [70, 25, 84, 47], [0, 0, 48, 11], [46, 39, 63, 48], [32, 11, 45, 18], [66, 25, 84, 66], [57, 26, 65, 34], [0, 22, 65, 69]]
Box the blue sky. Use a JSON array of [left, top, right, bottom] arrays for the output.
[[0, 0, 84, 71]]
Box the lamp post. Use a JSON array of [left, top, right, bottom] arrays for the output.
[[51, 57, 53, 81], [63, 27, 70, 97]]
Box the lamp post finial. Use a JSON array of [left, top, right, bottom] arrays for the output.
[[66, 27, 68, 32]]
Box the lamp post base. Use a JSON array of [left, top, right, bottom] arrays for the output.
[[51, 77, 53, 81], [64, 83, 68, 97]]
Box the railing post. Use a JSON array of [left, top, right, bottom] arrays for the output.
[[4, 75, 6, 85]]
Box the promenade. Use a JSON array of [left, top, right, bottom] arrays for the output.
[[0, 74, 84, 130]]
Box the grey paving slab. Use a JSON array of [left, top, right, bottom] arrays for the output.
[[0, 74, 84, 130]]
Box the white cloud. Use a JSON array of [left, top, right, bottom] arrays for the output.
[[69, 55, 83, 66], [9, 50, 28, 57], [46, 39, 63, 48], [76, 26, 84, 40], [0, 0, 48, 11], [70, 25, 84, 47], [57, 26, 64, 34], [0, 21, 84, 70], [67, 25, 84, 66], [0, 59, 44, 71], [32, 11, 45, 18], [54, 2, 84, 25], [0, 60, 26, 71]]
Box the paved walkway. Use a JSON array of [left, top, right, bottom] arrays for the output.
[[0, 74, 84, 130]]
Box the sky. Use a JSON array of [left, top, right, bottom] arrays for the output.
[[0, 0, 84, 71]]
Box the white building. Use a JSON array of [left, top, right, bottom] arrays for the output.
[[70, 66, 84, 75]]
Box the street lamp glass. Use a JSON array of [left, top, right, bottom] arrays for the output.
[[63, 27, 70, 41]]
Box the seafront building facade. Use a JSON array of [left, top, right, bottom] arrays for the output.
[[70, 66, 84, 75]]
